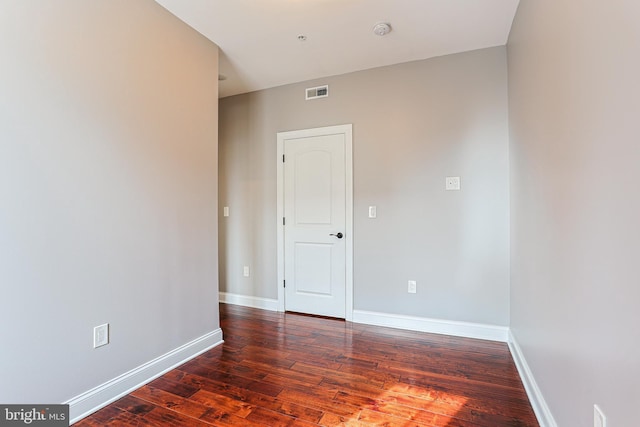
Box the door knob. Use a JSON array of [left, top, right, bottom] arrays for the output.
[[329, 232, 344, 239]]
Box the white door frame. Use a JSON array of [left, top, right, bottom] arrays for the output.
[[276, 124, 353, 321]]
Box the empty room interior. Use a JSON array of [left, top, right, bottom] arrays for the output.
[[1, 1, 638, 426]]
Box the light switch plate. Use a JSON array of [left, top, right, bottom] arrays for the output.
[[223, 206, 229, 217], [446, 177, 461, 191], [408, 280, 417, 294], [368, 206, 377, 218], [243, 266, 250, 277]]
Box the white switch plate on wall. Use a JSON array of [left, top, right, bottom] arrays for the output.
[[243, 266, 250, 277], [446, 176, 461, 191], [408, 280, 417, 293], [223, 206, 229, 217], [368, 206, 377, 218]]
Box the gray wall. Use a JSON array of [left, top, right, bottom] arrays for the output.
[[219, 47, 510, 326], [508, 1, 640, 425], [0, 1, 219, 403]]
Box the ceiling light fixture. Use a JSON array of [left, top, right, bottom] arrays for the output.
[[373, 22, 391, 36]]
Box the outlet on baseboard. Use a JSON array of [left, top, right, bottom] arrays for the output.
[[408, 280, 417, 294], [93, 323, 109, 349], [594, 405, 606, 427]]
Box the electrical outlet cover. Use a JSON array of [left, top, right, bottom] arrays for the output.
[[93, 323, 109, 348]]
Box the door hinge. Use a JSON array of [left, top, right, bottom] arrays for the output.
[[283, 280, 286, 288], [282, 154, 285, 162], [283, 217, 285, 225]]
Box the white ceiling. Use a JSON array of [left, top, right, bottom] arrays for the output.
[[155, 0, 520, 98]]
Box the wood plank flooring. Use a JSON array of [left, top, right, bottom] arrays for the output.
[[76, 304, 539, 426]]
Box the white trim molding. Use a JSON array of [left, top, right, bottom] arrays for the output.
[[66, 329, 223, 424], [219, 292, 278, 311], [352, 310, 509, 342], [508, 330, 557, 427]]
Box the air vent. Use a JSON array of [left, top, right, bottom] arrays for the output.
[[305, 85, 329, 100]]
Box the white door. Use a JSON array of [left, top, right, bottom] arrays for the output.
[[278, 126, 351, 318]]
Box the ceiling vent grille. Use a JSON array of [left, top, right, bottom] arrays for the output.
[[305, 85, 329, 100]]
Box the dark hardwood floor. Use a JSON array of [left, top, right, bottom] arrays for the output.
[[76, 304, 539, 426]]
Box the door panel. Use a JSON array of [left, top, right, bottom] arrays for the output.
[[294, 150, 332, 224], [284, 133, 346, 318], [294, 243, 332, 295]]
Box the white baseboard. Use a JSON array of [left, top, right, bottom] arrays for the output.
[[66, 328, 223, 425], [508, 330, 557, 427], [219, 292, 278, 311], [352, 310, 509, 342]]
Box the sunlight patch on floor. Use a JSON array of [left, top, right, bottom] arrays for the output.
[[326, 382, 470, 426]]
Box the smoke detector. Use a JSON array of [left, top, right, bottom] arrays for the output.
[[373, 23, 391, 36]]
